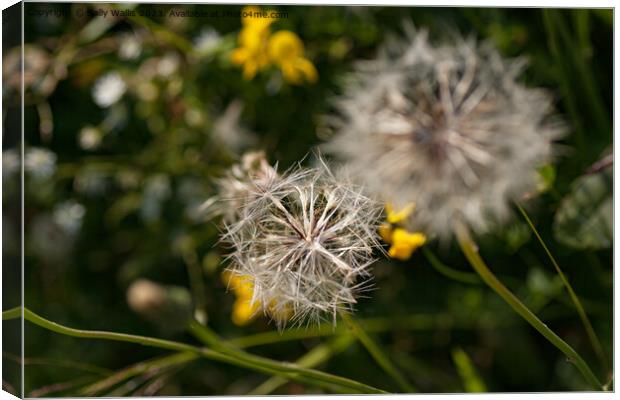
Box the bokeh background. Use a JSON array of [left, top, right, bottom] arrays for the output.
[[2, 3, 613, 395]]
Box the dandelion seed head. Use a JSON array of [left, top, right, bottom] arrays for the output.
[[326, 26, 565, 238], [222, 158, 383, 328]]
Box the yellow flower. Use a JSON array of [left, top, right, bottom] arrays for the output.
[[222, 271, 260, 326], [385, 202, 415, 224], [388, 228, 427, 261], [380, 203, 427, 261], [222, 270, 292, 325], [268, 30, 317, 85], [231, 6, 273, 80]]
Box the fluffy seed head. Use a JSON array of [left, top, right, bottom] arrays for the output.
[[325, 26, 565, 238], [222, 158, 383, 328]]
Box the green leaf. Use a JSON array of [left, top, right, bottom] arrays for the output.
[[451, 347, 487, 393], [553, 168, 612, 250]]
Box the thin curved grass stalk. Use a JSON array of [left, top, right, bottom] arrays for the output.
[[3, 307, 387, 394], [517, 204, 608, 373], [28, 376, 96, 398], [250, 334, 356, 395], [422, 247, 481, 285], [340, 312, 416, 393], [454, 222, 603, 390], [182, 248, 209, 324], [81, 352, 198, 396], [3, 352, 111, 376]]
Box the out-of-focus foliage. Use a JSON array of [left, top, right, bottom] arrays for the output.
[[2, 3, 612, 396]]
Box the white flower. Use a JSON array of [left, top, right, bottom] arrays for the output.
[[222, 158, 383, 327], [92, 72, 126, 108], [52, 200, 86, 235], [325, 25, 565, 239], [78, 126, 103, 150], [193, 28, 221, 55], [157, 52, 180, 77], [25, 147, 57, 179], [118, 33, 142, 60]]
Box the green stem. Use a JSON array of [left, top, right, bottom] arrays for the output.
[[4, 307, 387, 394], [517, 204, 608, 372], [454, 222, 603, 390], [187, 320, 387, 393], [340, 313, 416, 393], [249, 334, 356, 395], [422, 247, 481, 284]]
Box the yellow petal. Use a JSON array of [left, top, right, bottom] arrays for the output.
[[242, 61, 258, 80], [386, 202, 416, 224], [281, 62, 303, 85], [232, 298, 261, 326], [268, 30, 304, 65], [231, 48, 249, 65], [388, 228, 427, 261], [293, 57, 318, 83]]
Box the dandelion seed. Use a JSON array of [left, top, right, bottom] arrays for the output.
[[92, 72, 126, 108], [222, 158, 383, 328], [326, 25, 564, 239], [210, 151, 279, 224]]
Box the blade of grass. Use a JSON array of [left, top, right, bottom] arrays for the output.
[[249, 334, 355, 395], [182, 247, 209, 324], [517, 204, 608, 372], [454, 221, 603, 390], [451, 347, 487, 392], [554, 10, 610, 136], [4, 307, 386, 394], [340, 312, 416, 393], [542, 10, 585, 151]]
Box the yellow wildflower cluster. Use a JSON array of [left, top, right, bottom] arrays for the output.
[[222, 270, 292, 326], [379, 203, 427, 261], [231, 6, 317, 84]]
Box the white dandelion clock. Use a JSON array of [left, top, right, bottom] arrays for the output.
[[222, 159, 383, 328], [326, 26, 565, 239], [92, 72, 126, 108]]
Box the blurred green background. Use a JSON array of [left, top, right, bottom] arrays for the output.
[[2, 3, 613, 395]]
